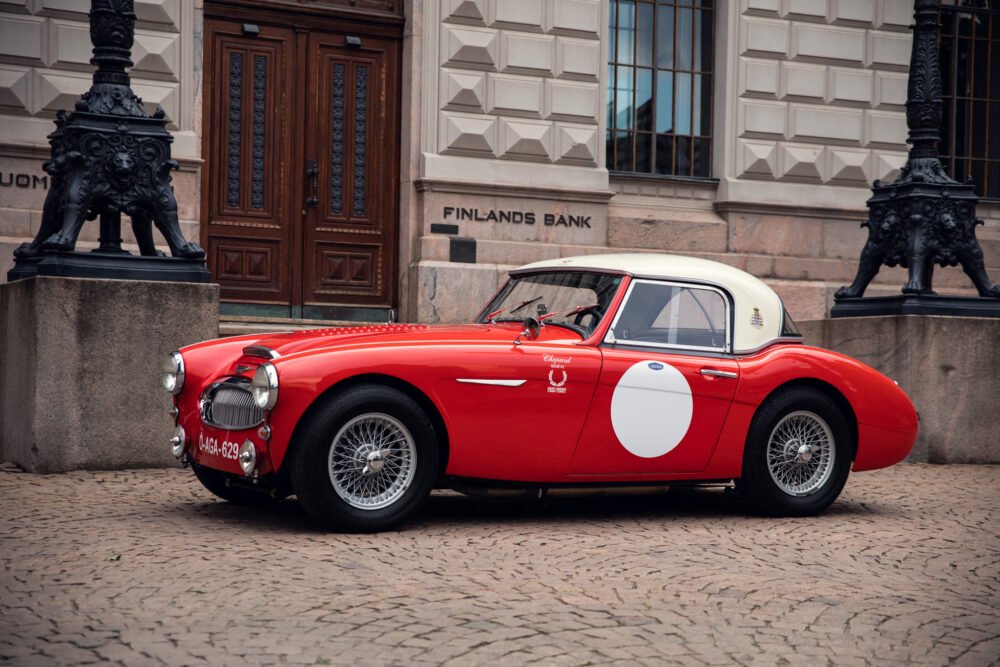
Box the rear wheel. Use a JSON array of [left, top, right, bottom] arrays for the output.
[[741, 387, 852, 516], [290, 384, 438, 532]]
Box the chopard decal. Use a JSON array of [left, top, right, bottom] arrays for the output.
[[546, 354, 570, 394], [548, 369, 568, 394], [543, 354, 572, 365]]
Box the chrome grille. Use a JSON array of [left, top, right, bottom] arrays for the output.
[[202, 381, 263, 430]]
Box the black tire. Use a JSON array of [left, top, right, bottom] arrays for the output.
[[289, 384, 439, 532], [192, 463, 280, 505], [741, 387, 853, 516]]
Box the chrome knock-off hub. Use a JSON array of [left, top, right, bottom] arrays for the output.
[[364, 450, 386, 475]]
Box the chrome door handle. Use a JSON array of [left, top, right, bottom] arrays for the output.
[[700, 368, 737, 379]]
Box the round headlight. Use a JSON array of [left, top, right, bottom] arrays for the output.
[[162, 351, 185, 395], [239, 440, 257, 476], [170, 424, 186, 458], [252, 363, 279, 410]]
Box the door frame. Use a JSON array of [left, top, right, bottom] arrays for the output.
[[201, 0, 404, 318]]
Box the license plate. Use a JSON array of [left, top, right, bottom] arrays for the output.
[[196, 428, 241, 462]]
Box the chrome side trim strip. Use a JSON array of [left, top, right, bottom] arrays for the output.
[[456, 379, 527, 387]]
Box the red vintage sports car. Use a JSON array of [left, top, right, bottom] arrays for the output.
[[164, 254, 918, 531]]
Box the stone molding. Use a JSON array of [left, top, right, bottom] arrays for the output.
[[713, 199, 866, 220], [414, 177, 613, 204]]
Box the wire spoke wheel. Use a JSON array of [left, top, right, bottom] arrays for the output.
[[765, 410, 835, 497], [328, 413, 417, 510]]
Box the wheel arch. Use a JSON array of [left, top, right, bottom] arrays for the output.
[[755, 378, 859, 461], [282, 373, 451, 485]]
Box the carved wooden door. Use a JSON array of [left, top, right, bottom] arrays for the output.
[[203, 19, 400, 314], [203, 21, 296, 305], [302, 32, 399, 308]]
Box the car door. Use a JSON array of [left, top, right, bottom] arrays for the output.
[[434, 339, 603, 482], [568, 279, 739, 475]]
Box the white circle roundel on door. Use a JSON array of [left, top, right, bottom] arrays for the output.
[[610, 360, 693, 458]]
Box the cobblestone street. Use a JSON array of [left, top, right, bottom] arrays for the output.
[[1, 462, 997, 666]]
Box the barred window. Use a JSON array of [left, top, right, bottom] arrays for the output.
[[606, 0, 714, 177], [939, 1, 1000, 199]]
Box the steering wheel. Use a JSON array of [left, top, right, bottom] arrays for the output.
[[572, 305, 603, 332]]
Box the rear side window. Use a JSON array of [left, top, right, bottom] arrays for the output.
[[609, 280, 729, 352], [781, 308, 802, 337]]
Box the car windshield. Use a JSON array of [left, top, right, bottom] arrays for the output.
[[477, 271, 623, 336]]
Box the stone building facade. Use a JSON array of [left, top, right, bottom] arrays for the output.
[[1, 0, 997, 325]]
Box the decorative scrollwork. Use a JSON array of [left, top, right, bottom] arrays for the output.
[[227, 52, 243, 209], [331, 63, 346, 216], [835, 0, 999, 302], [353, 65, 368, 218], [12, 0, 205, 263], [251, 54, 267, 210]]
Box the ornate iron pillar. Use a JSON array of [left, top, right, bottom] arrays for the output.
[[832, 0, 999, 317], [8, 0, 209, 283]]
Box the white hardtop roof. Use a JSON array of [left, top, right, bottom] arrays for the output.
[[512, 253, 788, 354]]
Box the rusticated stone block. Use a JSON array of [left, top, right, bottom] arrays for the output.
[[799, 316, 1000, 464], [743, 17, 789, 56], [411, 261, 501, 324], [554, 124, 597, 164], [0, 64, 29, 109], [498, 118, 552, 161], [739, 140, 778, 177], [727, 212, 823, 257], [442, 0, 487, 25], [441, 69, 487, 111], [442, 25, 498, 71], [0, 276, 219, 472], [608, 209, 728, 253], [0, 15, 43, 63], [551, 0, 601, 36], [555, 37, 600, 80]]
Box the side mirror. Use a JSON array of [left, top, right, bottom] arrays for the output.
[[513, 317, 541, 346]]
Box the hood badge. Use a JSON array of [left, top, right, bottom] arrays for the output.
[[750, 308, 764, 329]]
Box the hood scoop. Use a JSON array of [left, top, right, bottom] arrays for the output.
[[242, 345, 281, 360]]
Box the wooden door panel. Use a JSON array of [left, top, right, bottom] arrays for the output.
[[204, 21, 295, 303], [312, 241, 383, 296], [304, 33, 399, 306]]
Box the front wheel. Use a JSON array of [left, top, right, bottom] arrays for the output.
[[290, 385, 439, 532], [741, 387, 853, 516]]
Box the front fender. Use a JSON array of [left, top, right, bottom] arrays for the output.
[[262, 343, 453, 470]]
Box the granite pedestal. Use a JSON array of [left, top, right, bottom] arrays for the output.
[[799, 315, 1000, 464], [0, 276, 219, 472]]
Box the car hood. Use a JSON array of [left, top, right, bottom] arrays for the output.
[[242, 323, 572, 357]]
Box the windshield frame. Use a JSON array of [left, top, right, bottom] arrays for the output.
[[474, 269, 628, 339]]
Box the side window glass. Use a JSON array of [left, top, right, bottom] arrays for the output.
[[612, 281, 727, 351]]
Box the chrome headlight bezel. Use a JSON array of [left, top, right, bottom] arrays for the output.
[[252, 362, 279, 411], [162, 351, 185, 395]]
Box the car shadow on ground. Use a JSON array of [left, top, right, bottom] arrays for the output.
[[171, 486, 887, 535]]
